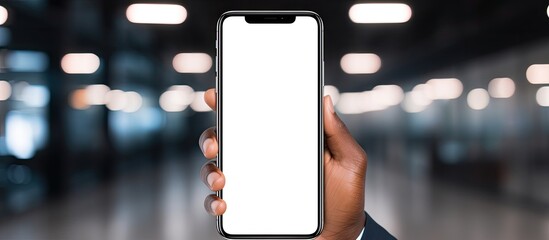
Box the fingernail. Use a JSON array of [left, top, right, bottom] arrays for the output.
[[210, 200, 220, 215], [207, 172, 220, 188], [202, 138, 213, 154], [326, 96, 335, 114]]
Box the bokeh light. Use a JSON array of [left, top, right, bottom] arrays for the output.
[[526, 64, 549, 84], [349, 3, 412, 24], [488, 78, 515, 98], [0, 80, 11, 101], [85, 84, 110, 105], [337, 92, 365, 114], [61, 53, 100, 74], [122, 91, 143, 113], [173, 53, 212, 73], [402, 91, 429, 113], [6, 113, 35, 159], [324, 85, 340, 104], [0, 6, 8, 25], [126, 4, 187, 24], [337, 90, 389, 114], [70, 89, 89, 110], [21, 85, 49, 107], [6, 50, 49, 72], [340, 53, 381, 74], [190, 91, 212, 112], [412, 84, 435, 105], [467, 88, 490, 110], [426, 78, 463, 100], [536, 86, 549, 107], [105, 90, 127, 111], [159, 85, 195, 112], [373, 85, 404, 106]]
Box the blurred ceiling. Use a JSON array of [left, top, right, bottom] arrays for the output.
[[4, 0, 549, 92]]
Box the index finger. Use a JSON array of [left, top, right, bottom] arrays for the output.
[[205, 88, 216, 111]]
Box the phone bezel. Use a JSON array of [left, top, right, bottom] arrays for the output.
[[215, 10, 325, 239]]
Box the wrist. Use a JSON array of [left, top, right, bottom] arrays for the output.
[[346, 212, 366, 240], [317, 212, 366, 240]]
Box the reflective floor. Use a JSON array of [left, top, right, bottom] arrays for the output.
[[0, 152, 548, 240]]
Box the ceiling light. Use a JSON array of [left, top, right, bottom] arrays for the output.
[[105, 90, 127, 111], [488, 78, 515, 98], [467, 88, 490, 110], [526, 64, 549, 84], [372, 85, 404, 106], [173, 53, 212, 73], [412, 84, 435, 105], [349, 3, 412, 24], [536, 86, 549, 107], [426, 78, 463, 100], [336, 91, 389, 114], [337, 92, 365, 114], [159, 85, 195, 112], [340, 53, 381, 74], [122, 91, 143, 113], [61, 53, 100, 74], [0, 6, 8, 25], [402, 92, 428, 113], [190, 91, 212, 112], [126, 4, 187, 25], [85, 84, 110, 105]]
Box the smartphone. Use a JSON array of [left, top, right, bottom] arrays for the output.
[[216, 11, 324, 239]]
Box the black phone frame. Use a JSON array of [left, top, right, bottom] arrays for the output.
[[216, 10, 325, 239]]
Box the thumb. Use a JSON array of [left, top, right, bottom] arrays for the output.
[[323, 96, 367, 168]]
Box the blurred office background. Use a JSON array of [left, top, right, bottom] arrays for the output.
[[0, 0, 548, 239]]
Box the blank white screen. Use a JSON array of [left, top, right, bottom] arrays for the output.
[[220, 15, 320, 235]]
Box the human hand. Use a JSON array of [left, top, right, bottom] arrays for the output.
[[199, 88, 367, 240]]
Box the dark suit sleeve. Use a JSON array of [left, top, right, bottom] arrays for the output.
[[361, 212, 396, 240]]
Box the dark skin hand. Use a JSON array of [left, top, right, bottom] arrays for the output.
[[199, 88, 367, 240]]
